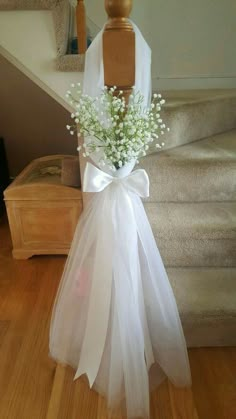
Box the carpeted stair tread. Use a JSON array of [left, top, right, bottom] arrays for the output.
[[162, 88, 236, 107], [140, 129, 236, 202], [145, 202, 236, 240], [167, 267, 236, 316], [145, 202, 236, 267], [166, 267, 236, 346], [184, 318, 236, 347], [148, 92, 236, 152]]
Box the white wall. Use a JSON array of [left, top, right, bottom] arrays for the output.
[[150, 0, 236, 89], [0, 55, 77, 177], [86, 0, 236, 90], [0, 10, 83, 109]]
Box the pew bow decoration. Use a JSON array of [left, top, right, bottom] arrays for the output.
[[49, 21, 192, 419]]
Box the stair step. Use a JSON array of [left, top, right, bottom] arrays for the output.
[[163, 89, 236, 106], [149, 89, 236, 152], [145, 202, 236, 267], [140, 129, 236, 202], [167, 267, 236, 346]]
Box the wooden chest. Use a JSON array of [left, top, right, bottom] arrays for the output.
[[4, 155, 83, 259]]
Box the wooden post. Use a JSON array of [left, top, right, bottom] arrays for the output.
[[103, 0, 135, 103], [76, 0, 87, 54], [79, 0, 135, 208]]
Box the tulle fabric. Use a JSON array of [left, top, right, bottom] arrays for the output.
[[82, 20, 152, 171], [49, 19, 192, 419], [49, 173, 192, 419]]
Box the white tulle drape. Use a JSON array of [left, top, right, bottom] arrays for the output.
[[49, 20, 192, 419]]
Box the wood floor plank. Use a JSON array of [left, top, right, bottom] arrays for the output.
[[0, 216, 236, 419], [168, 381, 199, 419], [190, 347, 236, 419], [97, 394, 108, 419], [0, 234, 64, 419], [0, 266, 38, 409], [150, 379, 174, 419], [223, 348, 236, 419], [46, 364, 66, 419]]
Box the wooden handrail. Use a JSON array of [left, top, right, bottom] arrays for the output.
[[103, 0, 135, 103], [76, 0, 87, 54]]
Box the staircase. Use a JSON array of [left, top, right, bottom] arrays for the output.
[[0, 3, 235, 347], [139, 91, 236, 347]]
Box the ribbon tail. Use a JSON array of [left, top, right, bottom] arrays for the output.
[[74, 189, 114, 385], [111, 186, 151, 418], [133, 194, 192, 387]]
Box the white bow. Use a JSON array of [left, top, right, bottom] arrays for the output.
[[83, 162, 150, 198]]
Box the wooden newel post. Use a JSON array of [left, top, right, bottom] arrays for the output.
[[76, 0, 87, 54], [103, 0, 135, 103]]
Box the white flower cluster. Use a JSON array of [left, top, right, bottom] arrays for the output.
[[66, 83, 170, 170]]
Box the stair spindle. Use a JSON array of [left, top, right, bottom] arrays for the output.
[[76, 0, 87, 54]]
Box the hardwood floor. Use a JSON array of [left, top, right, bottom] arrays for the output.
[[0, 215, 235, 419]]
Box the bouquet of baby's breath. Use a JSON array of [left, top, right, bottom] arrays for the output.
[[66, 84, 169, 171]]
